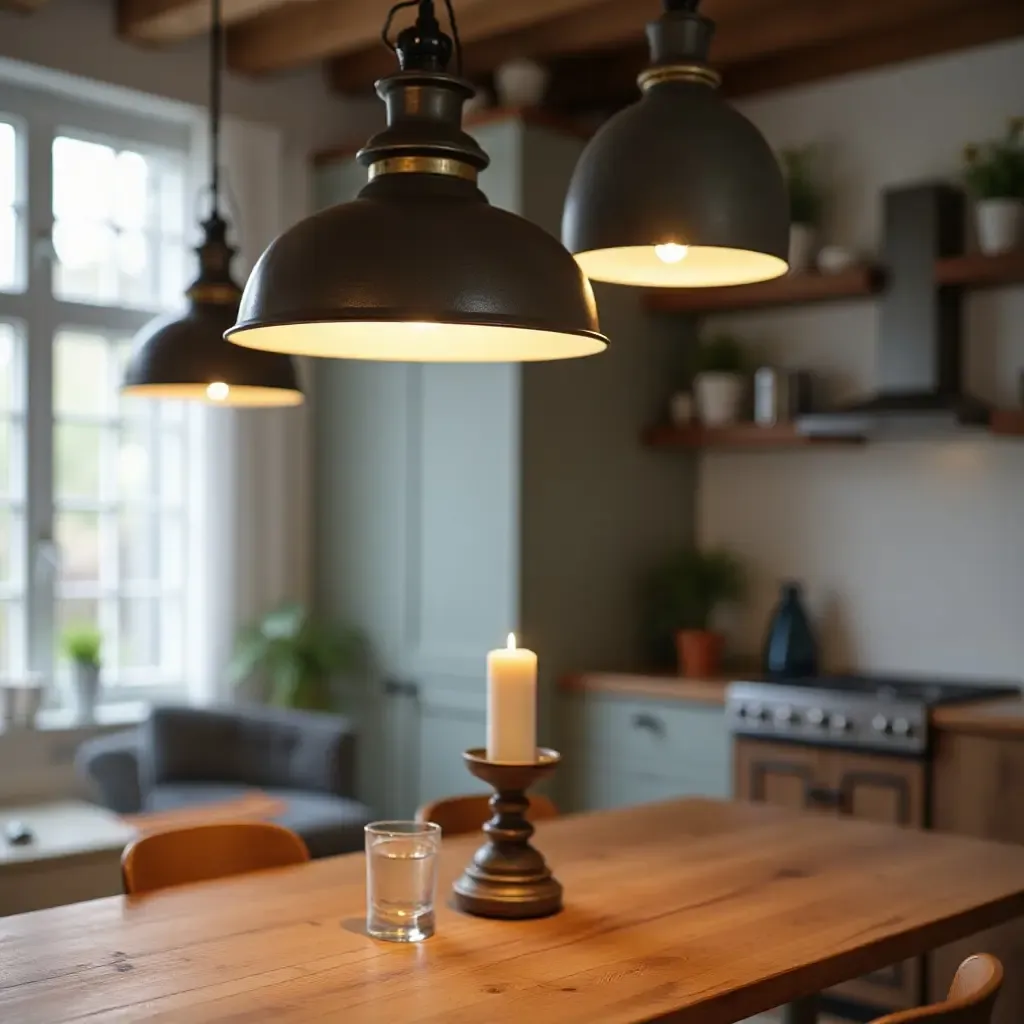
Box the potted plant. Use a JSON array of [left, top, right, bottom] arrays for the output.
[[963, 117, 1024, 254], [647, 548, 744, 678], [61, 624, 102, 722], [229, 603, 366, 712], [693, 333, 747, 426], [780, 146, 822, 274]]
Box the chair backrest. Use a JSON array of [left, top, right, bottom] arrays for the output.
[[870, 955, 1003, 1024], [122, 821, 310, 896], [416, 793, 559, 837]]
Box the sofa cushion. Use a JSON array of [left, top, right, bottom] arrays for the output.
[[145, 783, 372, 858]]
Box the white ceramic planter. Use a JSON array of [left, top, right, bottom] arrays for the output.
[[695, 373, 745, 427], [788, 223, 817, 275], [494, 59, 550, 107], [976, 198, 1024, 255], [72, 662, 101, 723]]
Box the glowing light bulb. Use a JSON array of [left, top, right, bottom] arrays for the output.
[[206, 381, 230, 401], [507, 632, 516, 650], [654, 242, 689, 264]]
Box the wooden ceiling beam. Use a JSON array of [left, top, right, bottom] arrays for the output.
[[327, 0, 767, 95], [227, 0, 669, 76], [545, 0, 1022, 112], [118, 0, 293, 45]]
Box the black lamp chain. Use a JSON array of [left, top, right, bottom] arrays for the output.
[[209, 0, 223, 218]]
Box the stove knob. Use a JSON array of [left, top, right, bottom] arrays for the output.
[[774, 705, 798, 724], [892, 717, 913, 738], [830, 713, 851, 732], [757, 706, 773, 722], [806, 707, 828, 728], [872, 714, 892, 734]]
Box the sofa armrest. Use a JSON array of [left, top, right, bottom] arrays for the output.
[[285, 711, 358, 798], [75, 729, 143, 813]]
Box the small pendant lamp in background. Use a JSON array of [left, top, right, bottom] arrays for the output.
[[121, 0, 303, 406], [225, 0, 606, 363], [562, 0, 789, 289]]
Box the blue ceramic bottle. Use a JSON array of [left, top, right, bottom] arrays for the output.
[[763, 581, 819, 679]]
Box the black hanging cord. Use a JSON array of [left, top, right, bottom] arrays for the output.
[[381, 0, 463, 75], [209, 0, 223, 217], [442, 0, 462, 75]]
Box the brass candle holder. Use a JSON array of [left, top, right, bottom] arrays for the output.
[[452, 748, 563, 919]]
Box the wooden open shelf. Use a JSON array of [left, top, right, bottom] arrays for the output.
[[936, 250, 1024, 289], [644, 266, 883, 315], [642, 423, 866, 450]]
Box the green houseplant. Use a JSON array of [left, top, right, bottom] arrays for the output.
[[963, 117, 1024, 254], [229, 603, 366, 711], [647, 548, 744, 678], [780, 146, 822, 273], [693, 333, 747, 427], [61, 623, 102, 722]]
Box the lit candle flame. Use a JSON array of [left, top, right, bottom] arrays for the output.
[[206, 381, 230, 401], [654, 242, 689, 264], [507, 632, 516, 650]]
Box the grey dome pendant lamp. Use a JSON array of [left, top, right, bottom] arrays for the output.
[[562, 0, 790, 289], [121, 0, 303, 406], [225, 0, 606, 363]]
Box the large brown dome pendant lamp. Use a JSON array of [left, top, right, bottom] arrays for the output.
[[225, 0, 607, 363], [563, 0, 790, 289], [122, 0, 303, 405]]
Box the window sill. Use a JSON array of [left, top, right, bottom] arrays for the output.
[[2, 701, 149, 738]]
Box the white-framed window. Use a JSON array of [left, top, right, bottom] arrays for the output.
[[0, 79, 194, 703]]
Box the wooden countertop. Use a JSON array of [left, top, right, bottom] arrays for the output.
[[560, 671, 740, 705], [933, 697, 1024, 738], [7, 799, 1024, 1023]]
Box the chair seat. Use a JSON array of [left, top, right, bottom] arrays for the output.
[[146, 783, 372, 858]]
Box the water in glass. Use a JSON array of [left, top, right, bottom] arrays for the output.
[[365, 821, 441, 942]]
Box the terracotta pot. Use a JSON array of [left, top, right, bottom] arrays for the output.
[[675, 629, 724, 679]]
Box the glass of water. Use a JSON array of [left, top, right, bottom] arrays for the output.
[[365, 820, 442, 942]]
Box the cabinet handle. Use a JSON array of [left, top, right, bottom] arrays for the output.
[[804, 782, 844, 810], [631, 712, 665, 735], [383, 678, 419, 698]]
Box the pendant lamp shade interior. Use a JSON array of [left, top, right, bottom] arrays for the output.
[[562, 0, 789, 289], [225, 0, 606, 363], [121, 0, 303, 406]]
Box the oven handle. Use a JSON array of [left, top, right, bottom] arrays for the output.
[[804, 782, 846, 811]]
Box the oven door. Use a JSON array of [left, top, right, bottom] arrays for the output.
[[734, 737, 928, 1013]]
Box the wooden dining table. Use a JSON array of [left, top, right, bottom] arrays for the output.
[[3, 797, 1024, 1023]]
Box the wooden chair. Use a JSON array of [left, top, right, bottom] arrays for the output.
[[417, 793, 559, 837], [122, 821, 310, 896], [870, 954, 1003, 1024]]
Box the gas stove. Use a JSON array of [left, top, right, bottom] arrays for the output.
[[727, 673, 1019, 755]]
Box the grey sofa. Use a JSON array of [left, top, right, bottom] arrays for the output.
[[76, 704, 374, 859]]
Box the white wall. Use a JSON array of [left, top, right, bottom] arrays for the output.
[[698, 37, 1024, 681]]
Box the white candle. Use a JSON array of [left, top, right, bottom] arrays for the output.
[[486, 633, 537, 763]]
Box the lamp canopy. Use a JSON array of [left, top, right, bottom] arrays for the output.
[[121, 0, 303, 406], [225, 0, 606, 363], [562, 0, 789, 289]]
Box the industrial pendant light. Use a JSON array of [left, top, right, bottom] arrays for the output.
[[225, 0, 606, 363], [562, 0, 789, 289], [122, 0, 303, 405]]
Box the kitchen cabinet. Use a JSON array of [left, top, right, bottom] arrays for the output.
[[930, 729, 1024, 1024], [562, 693, 729, 811], [311, 112, 694, 818], [735, 738, 925, 1012]]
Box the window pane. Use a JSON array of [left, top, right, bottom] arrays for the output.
[[159, 239, 188, 308], [0, 207, 18, 293], [53, 218, 117, 304], [0, 507, 13, 582], [119, 506, 157, 583], [0, 602, 14, 674], [117, 433, 151, 501], [112, 151, 149, 229], [55, 423, 103, 500], [57, 511, 100, 584], [120, 597, 159, 670], [0, 323, 16, 413], [55, 331, 110, 415], [0, 122, 15, 207], [52, 136, 114, 221]]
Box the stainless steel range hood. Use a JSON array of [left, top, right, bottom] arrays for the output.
[[798, 185, 990, 437]]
